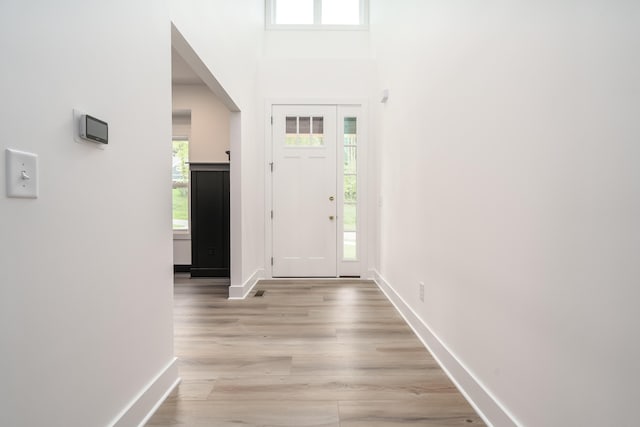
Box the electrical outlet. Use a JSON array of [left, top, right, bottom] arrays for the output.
[[419, 282, 425, 302]]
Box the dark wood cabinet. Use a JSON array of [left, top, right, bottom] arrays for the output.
[[190, 163, 230, 277]]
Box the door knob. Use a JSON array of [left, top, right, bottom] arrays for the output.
[[329, 216, 335, 220], [329, 196, 335, 201]]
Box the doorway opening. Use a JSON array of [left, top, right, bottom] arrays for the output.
[[171, 23, 242, 289]]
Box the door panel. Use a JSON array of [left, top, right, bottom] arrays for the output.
[[272, 105, 337, 277]]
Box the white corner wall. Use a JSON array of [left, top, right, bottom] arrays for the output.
[[371, 1, 640, 426], [260, 28, 375, 99], [0, 1, 177, 426]]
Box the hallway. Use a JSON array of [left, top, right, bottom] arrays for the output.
[[147, 277, 485, 426]]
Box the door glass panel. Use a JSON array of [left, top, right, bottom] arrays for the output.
[[285, 116, 298, 145], [313, 117, 324, 133], [299, 117, 310, 133], [286, 116, 297, 133], [285, 116, 325, 146], [344, 175, 357, 203], [344, 231, 357, 260], [343, 203, 357, 260], [344, 147, 357, 174], [343, 204, 357, 231], [343, 116, 357, 260], [298, 117, 311, 145], [344, 117, 357, 134], [312, 117, 324, 145]]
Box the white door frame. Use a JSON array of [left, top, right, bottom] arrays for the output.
[[264, 99, 369, 278]]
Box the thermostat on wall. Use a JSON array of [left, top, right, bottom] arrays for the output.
[[80, 114, 108, 144], [73, 109, 108, 148]]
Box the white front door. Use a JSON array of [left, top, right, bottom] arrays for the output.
[[272, 105, 337, 277]]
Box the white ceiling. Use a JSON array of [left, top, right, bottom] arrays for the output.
[[172, 48, 204, 85]]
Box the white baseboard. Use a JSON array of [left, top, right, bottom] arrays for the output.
[[110, 357, 180, 427], [372, 270, 519, 427], [228, 268, 265, 299]]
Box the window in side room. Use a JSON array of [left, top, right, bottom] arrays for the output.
[[172, 138, 190, 231]]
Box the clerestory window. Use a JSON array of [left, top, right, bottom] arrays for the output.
[[266, 0, 369, 30]]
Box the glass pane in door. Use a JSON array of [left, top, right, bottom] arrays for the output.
[[285, 116, 325, 146], [343, 117, 357, 260]]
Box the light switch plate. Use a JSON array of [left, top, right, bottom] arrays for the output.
[[5, 148, 38, 198]]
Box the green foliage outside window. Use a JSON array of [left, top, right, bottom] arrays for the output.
[[172, 140, 189, 230]]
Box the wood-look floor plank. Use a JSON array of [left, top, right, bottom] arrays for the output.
[[163, 380, 215, 401], [208, 374, 458, 401], [146, 277, 485, 426], [339, 398, 485, 426], [147, 400, 339, 427], [179, 355, 292, 379], [290, 355, 441, 376]]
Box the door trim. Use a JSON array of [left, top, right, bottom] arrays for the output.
[[264, 99, 369, 279]]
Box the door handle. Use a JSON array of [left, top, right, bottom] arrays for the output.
[[329, 216, 335, 220], [329, 196, 335, 201]]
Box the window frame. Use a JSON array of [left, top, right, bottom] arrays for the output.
[[172, 137, 191, 235], [265, 0, 369, 31]]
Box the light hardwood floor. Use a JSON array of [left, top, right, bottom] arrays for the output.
[[146, 276, 486, 427]]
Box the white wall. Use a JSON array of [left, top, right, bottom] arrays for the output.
[[260, 28, 375, 98], [371, 0, 640, 425], [172, 84, 231, 265], [173, 84, 231, 163], [259, 58, 375, 99], [0, 1, 176, 426]]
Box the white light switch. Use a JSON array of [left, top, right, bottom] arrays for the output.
[[5, 148, 38, 198]]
